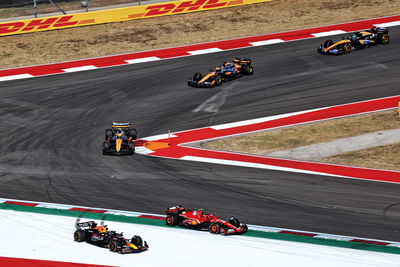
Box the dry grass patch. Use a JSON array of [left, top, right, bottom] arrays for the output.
[[1, 0, 400, 68], [321, 143, 400, 171], [203, 110, 400, 155]]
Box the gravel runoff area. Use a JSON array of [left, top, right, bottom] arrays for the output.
[[266, 128, 400, 161], [1, 0, 400, 68]]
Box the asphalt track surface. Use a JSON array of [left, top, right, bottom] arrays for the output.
[[1, 27, 400, 241]]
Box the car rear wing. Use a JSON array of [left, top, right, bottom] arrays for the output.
[[75, 221, 97, 230], [112, 122, 131, 128], [166, 205, 185, 215], [233, 57, 252, 65]]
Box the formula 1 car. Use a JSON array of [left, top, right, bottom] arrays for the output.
[[165, 205, 248, 235], [348, 27, 390, 48], [188, 68, 223, 88], [220, 57, 254, 80], [187, 57, 254, 87], [102, 122, 137, 155], [74, 221, 149, 254], [317, 39, 352, 55]]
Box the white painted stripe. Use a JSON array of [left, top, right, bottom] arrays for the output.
[[144, 133, 178, 141], [249, 39, 285, 46], [210, 107, 326, 130], [315, 234, 353, 241], [179, 155, 343, 177], [312, 30, 347, 37], [187, 48, 223, 55], [374, 21, 400, 27], [125, 56, 161, 64], [36, 204, 70, 210], [62, 65, 98, 73], [0, 73, 33, 82], [134, 146, 155, 155]]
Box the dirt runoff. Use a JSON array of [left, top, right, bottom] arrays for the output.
[[1, 0, 400, 69]]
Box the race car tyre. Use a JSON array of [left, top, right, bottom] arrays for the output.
[[193, 72, 203, 82], [166, 215, 179, 226], [102, 141, 110, 152], [324, 39, 334, 48], [215, 76, 222, 86], [243, 66, 254, 75], [228, 217, 241, 228], [131, 235, 143, 247], [74, 230, 86, 242], [109, 241, 119, 253], [342, 44, 352, 54], [105, 129, 113, 139], [209, 223, 221, 234], [128, 140, 135, 153], [127, 128, 137, 139], [380, 34, 390, 44]]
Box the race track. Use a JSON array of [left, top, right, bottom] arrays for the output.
[[0, 27, 400, 241]]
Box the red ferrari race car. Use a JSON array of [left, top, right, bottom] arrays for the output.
[[74, 221, 149, 254], [165, 205, 248, 235]]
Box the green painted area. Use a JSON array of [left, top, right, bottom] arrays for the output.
[[1, 203, 400, 255]]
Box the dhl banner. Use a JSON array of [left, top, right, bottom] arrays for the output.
[[0, 0, 272, 37]]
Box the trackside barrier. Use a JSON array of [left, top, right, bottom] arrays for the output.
[[0, 0, 273, 37]]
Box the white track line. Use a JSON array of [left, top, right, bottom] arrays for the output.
[[374, 21, 400, 27], [179, 155, 342, 177], [0, 73, 33, 82], [210, 108, 326, 130], [187, 48, 223, 55], [249, 39, 285, 46], [312, 30, 347, 37], [125, 56, 161, 64], [62, 65, 98, 72]]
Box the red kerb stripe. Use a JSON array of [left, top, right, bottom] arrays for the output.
[[4, 201, 38, 207], [69, 208, 107, 213]]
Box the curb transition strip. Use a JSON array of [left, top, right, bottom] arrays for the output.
[[137, 95, 400, 184], [1, 198, 400, 255], [0, 15, 400, 81]]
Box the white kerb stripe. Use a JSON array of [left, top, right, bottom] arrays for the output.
[[62, 65, 98, 73], [180, 155, 343, 177], [0, 74, 33, 82], [210, 107, 326, 130], [125, 56, 161, 64], [312, 30, 347, 37], [144, 133, 178, 141], [187, 48, 223, 55], [249, 39, 285, 46], [374, 21, 400, 27]]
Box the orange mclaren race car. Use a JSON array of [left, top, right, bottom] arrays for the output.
[[187, 67, 223, 88], [188, 57, 254, 87], [317, 39, 352, 55], [102, 122, 137, 155], [220, 57, 254, 81], [348, 27, 390, 48]]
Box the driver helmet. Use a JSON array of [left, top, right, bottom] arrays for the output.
[[117, 128, 122, 133], [97, 226, 108, 233]]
